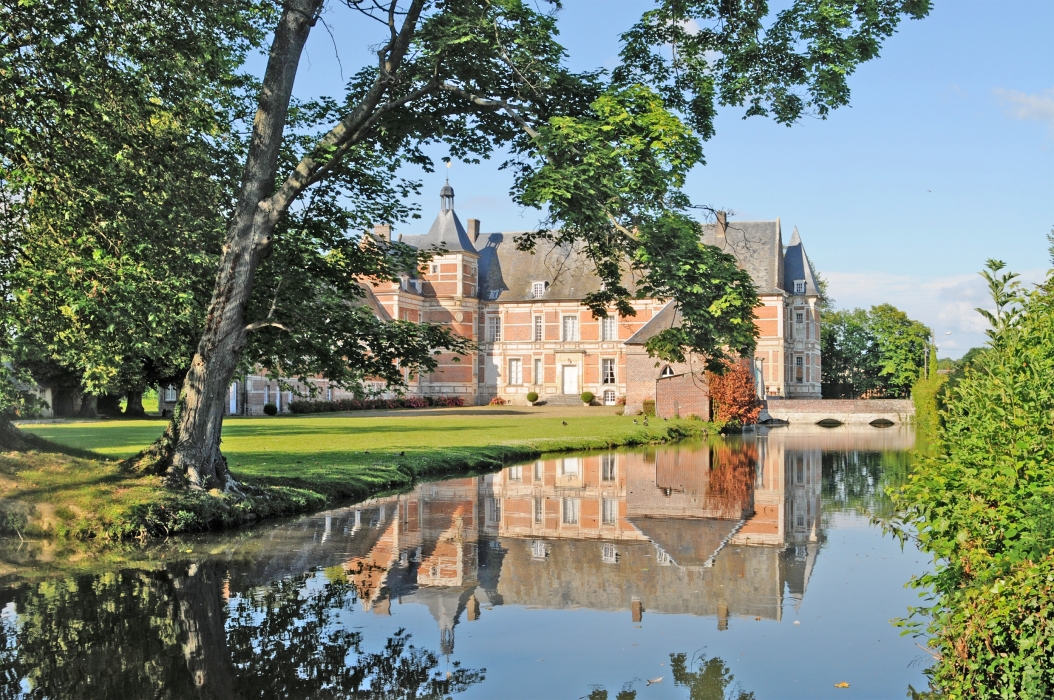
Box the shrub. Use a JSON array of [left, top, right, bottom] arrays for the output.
[[641, 399, 655, 416], [616, 396, 626, 406], [488, 396, 507, 406], [888, 267, 1054, 698], [526, 391, 539, 404], [580, 391, 595, 404], [707, 359, 762, 425], [262, 403, 278, 416]]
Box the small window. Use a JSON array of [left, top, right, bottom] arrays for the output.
[[326, 387, 333, 401], [562, 315, 579, 341], [601, 454, 616, 481], [531, 540, 547, 559], [601, 543, 618, 563], [562, 498, 579, 525], [508, 358, 523, 385], [163, 385, 178, 402], [602, 499, 618, 525], [431, 264, 439, 274], [795, 312, 804, 324], [601, 315, 617, 341], [486, 316, 502, 342], [533, 358, 542, 384], [508, 465, 522, 481], [603, 389, 616, 406], [794, 280, 806, 294], [533, 315, 543, 342], [602, 358, 616, 384], [656, 548, 673, 566], [487, 289, 500, 300], [660, 365, 675, 378], [531, 281, 546, 298], [560, 458, 580, 476]]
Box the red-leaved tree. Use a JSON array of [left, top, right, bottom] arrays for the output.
[[708, 359, 763, 426]]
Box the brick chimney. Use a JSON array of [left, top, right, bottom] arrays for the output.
[[466, 218, 480, 243], [716, 211, 727, 238], [373, 223, 391, 242]]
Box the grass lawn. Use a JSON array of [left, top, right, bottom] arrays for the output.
[[5, 406, 711, 539]]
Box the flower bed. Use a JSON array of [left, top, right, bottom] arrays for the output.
[[288, 395, 464, 414]]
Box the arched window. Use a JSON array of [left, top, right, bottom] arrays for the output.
[[660, 365, 675, 378]]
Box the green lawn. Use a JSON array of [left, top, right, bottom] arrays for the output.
[[7, 407, 710, 539]]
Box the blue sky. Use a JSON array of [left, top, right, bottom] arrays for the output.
[[278, 1, 1053, 358]]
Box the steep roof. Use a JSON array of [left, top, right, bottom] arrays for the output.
[[782, 227, 819, 296], [399, 208, 478, 255], [700, 220, 784, 294], [624, 302, 679, 345]]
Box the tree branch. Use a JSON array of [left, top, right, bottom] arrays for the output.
[[437, 83, 540, 138], [245, 320, 292, 333]]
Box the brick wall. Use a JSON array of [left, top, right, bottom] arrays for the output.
[[655, 372, 710, 420]]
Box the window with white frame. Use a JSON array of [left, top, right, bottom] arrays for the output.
[[660, 365, 675, 378], [508, 358, 523, 385], [794, 280, 806, 294], [601, 315, 617, 341], [601, 454, 616, 481], [562, 315, 579, 341], [602, 498, 618, 525], [562, 498, 580, 525], [531, 540, 547, 559], [487, 289, 500, 300], [534, 497, 543, 523], [603, 389, 616, 406], [601, 543, 618, 563], [795, 312, 804, 324], [531, 281, 546, 298], [431, 264, 439, 274], [655, 548, 673, 566], [164, 385, 178, 402], [486, 497, 501, 524], [508, 465, 522, 481], [533, 358, 542, 384], [560, 457, 580, 476], [602, 358, 616, 384], [486, 315, 502, 342], [533, 460, 543, 481], [533, 315, 543, 342], [326, 386, 333, 401], [795, 355, 804, 382]]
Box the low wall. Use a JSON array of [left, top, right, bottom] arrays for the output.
[[764, 398, 914, 425]]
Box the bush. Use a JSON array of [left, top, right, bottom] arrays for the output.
[[287, 395, 464, 414], [488, 396, 507, 406], [616, 396, 626, 406], [526, 391, 539, 404], [707, 359, 762, 425], [889, 268, 1054, 698], [641, 399, 655, 416], [580, 391, 595, 404], [262, 403, 278, 416]]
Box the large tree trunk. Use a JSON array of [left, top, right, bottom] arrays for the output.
[[167, 0, 322, 489], [124, 389, 146, 417], [76, 393, 97, 418]]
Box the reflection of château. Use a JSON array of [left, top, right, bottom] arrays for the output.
[[223, 426, 913, 655]]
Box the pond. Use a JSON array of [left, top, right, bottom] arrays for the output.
[[0, 425, 931, 699]]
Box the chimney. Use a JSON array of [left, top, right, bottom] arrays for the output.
[[716, 211, 727, 238], [467, 218, 480, 243], [373, 223, 391, 242]]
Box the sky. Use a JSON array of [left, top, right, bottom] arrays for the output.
[[273, 0, 1054, 358]]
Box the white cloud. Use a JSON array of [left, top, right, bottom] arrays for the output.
[[993, 87, 1054, 125], [824, 268, 1047, 358]]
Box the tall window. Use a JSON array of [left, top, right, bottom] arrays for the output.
[[601, 454, 616, 481], [487, 316, 502, 342], [562, 315, 579, 341], [508, 358, 523, 385], [508, 465, 522, 481], [533, 315, 543, 342], [602, 498, 618, 525], [602, 358, 616, 384], [533, 358, 542, 385], [533, 460, 543, 481], [531, 281, 546, 298], [562, 498, 579, 525], [534, 497, 543, 523], [164, 385, 177, 402], [486, 497, 501, 523], [601, 315, 617, 341], [795, 356, 804, 383]]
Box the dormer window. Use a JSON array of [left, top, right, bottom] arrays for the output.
[[487, 289, 500, 300], [793, 280, 806, 294], [531, 281, 546, 298]]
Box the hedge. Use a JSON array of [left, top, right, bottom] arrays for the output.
[[288, 395, 465, 414]]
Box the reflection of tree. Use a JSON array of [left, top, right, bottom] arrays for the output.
[[0, 563, 484, 700], [708, 443, 757, 518], [821, 449, 910, 519], [670, 652, 755, 700]]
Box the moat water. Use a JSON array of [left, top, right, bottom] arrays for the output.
[[0, 425, 930, 699]]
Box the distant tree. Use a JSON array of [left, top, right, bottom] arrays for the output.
[[670, 651, 755, 700], [867, 304, 931, 398], [821, 308, 881, 398]]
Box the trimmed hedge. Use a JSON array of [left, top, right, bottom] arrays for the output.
[[288, 395, 465, 414]]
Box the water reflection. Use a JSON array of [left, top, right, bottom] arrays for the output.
[[0, 425, 917, 698]]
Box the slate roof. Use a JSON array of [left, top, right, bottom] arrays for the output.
[[624, 302, 679, 346], [399, 208, 478, 255], [700, 220, 784, 294], [782, 227, 819, 296]]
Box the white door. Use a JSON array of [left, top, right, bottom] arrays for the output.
[[229, 383, 238, 414], [562, 364, 579, 394]]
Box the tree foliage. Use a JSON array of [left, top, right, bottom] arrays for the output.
[[887, 265, 1054, 698], [707, 359, 763, 426], [821, 305, 931, 398]]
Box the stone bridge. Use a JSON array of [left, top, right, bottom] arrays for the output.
[[762, 398, 914, 426]]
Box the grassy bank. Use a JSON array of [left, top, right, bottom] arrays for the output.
[[3, 407, 713, 540]]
